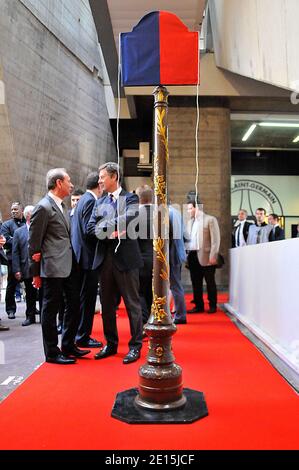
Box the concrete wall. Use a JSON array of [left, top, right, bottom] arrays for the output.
[[168, 102, 231, 288], [209, 0, 299, 93], [0, 0, 116, 219]]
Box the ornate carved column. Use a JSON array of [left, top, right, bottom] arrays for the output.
[[135, 86, 186, 410]]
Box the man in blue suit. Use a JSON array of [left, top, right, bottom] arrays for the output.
[[12, 205, 39, 326], [169, 205, 187, 325], [71, 172, 103, 348], [87, 162, 143, 364]]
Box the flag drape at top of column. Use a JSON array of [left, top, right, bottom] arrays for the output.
[[120, 11, 199, 87]]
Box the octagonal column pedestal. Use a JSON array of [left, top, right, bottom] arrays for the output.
[[112, 87, 208, 424]]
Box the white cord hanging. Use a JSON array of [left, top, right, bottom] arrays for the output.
[[115, 34, 122, 253], [195, 31, 200, 209]]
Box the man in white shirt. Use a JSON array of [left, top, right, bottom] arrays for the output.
[[232, 209, 252, 248], [186, 201, 220, 314]]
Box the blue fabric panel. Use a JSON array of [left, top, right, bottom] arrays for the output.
[[121, 12, 160, 86]]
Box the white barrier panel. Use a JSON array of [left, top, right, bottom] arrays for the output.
[[225, 239, 299, 374]]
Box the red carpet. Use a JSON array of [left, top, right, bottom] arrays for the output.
[[0, 293, 298, 450]]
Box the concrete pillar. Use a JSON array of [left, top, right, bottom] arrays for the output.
[[168, 98, 231, 288]]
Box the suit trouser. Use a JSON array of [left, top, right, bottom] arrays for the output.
[[139, 257, 153, 324], [41, 265, 81, 358], [76, 268, 98, 343], [23, 278, 38, 318], [99, 251, 143, 350], [170, 263, 187, 320], [188, 251, 217, 309], [5, 261, 18, 314]]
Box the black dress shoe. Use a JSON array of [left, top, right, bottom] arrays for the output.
[[187, 307, 204, 313], [46, 354, 76, 365], [77, 338, 103, 348], [22, 318, 35, 327], [7, 313, 16, 319], [123, 348, 141, 364], [174, 318, 187, 324], [94, 344, 117, 360], [0, 325, 9, 331], [62, 346, 91, 358], [207, 307, 217, 314]]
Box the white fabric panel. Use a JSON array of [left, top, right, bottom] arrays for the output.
[[225, 239, 299, 373]]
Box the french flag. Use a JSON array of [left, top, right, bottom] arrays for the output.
[[121, 11, 199, 86]]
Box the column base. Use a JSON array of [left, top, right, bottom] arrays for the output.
[[111, 387, 208, 424]]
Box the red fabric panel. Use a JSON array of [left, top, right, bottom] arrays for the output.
[[159, 11, 199, 85]]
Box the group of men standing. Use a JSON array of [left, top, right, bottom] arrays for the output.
[[232, 208, 285, 248], [0, 163, 223, 360]]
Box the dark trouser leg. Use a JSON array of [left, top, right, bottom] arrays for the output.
[[115, 267, 143, 350], [170, 263, 187, 321], [76, 268, 98, 343], [23, 278, 38, 319], [139, 259, 153, 324], [61, 265, 81, 353], [203, 266, 217, 308], [188, 252, 204, 309], [99, 252, 120, 348], [5, 262, 17, 315], [41, 278, 63, 358]]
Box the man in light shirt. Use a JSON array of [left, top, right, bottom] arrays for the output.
[[232, 209, 252, 248], [186, 201, 220, 314]]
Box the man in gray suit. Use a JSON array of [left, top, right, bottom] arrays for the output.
[[29, 168, 90, 364]]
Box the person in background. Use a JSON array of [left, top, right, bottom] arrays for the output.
[[0, 202, 25, 319], [0, 234, 9, 331], [69, 188, 84, 218], [185, 201, 220, 314], [136, 185, 153, 325], [169, 204, 187, 325], [72, 172, 103, 348], [268, 214, 285, 241], [247, 208, 272, 245], [297, 224, 299, 238], [232, 209, 252, 248], [12, 205, 39, 326]]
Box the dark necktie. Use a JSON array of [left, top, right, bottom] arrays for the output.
[[61, 202, 70, 228]]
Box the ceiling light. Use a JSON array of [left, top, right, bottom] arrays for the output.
[[259, 122, 299, 128], [293, 135, 299, 143], [242, 124, 257, 142]]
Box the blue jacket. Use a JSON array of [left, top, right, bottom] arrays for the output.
[[169, 206, 187, 266], [71, 191, 98, 270], [87, 189, 143, 271], [12, 224, 30, 279]]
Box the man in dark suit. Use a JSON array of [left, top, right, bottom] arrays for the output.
[[29, 168, 90, 365], [87, 162, 143, 364], [71, 172, 103, 348], [136, 185, 153, 325], [0, 202, 25, 319], [232, 209, 252, 248], [0, 234, 9, 331], [268, 214, 285, 241], [12, 205, 39, 326]]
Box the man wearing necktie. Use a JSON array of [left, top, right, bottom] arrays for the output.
[[29, 168, 90, 364], [232, 209, 252, 248], [268, 213, 285, 241], [87, 162, 143, 364]]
